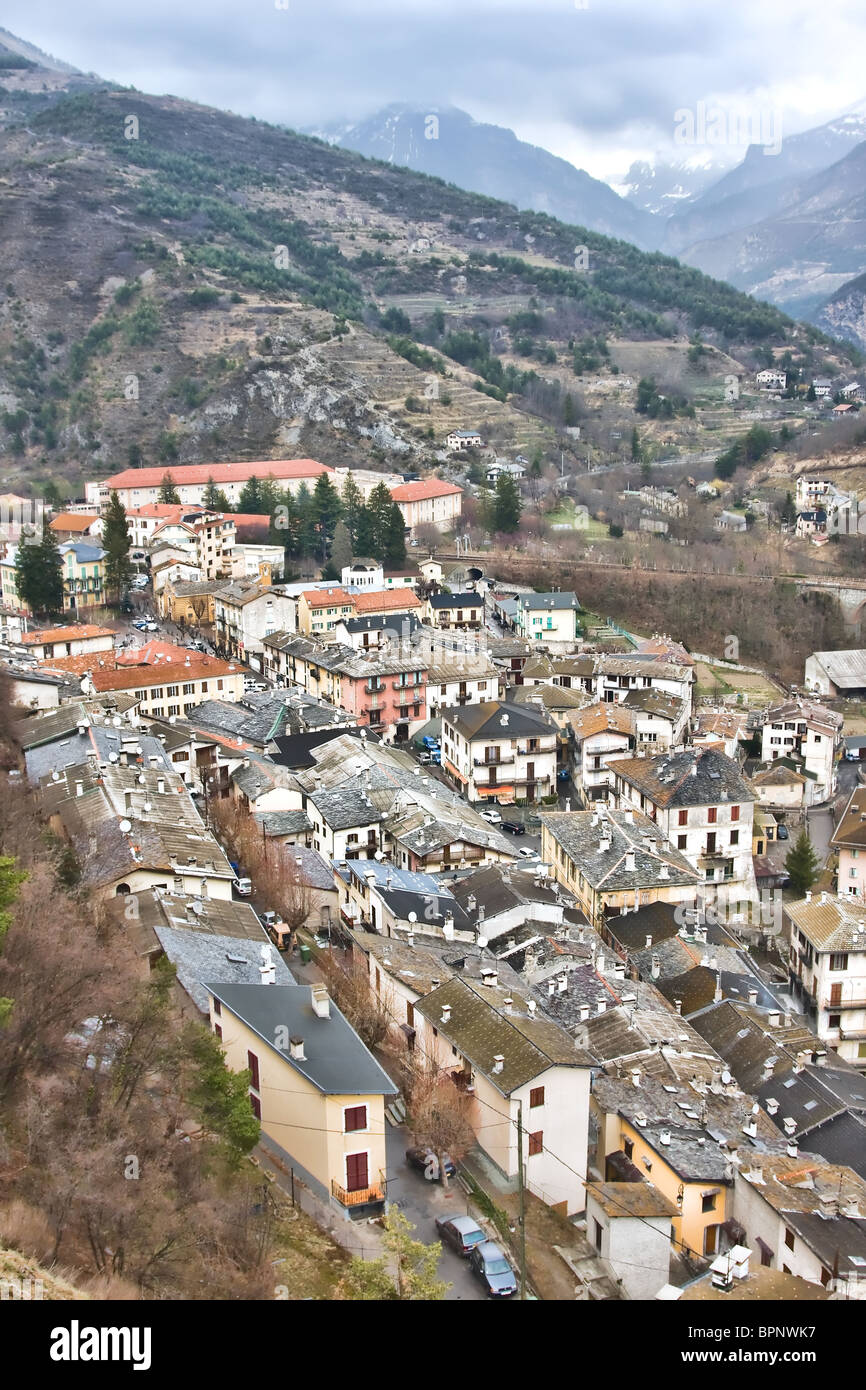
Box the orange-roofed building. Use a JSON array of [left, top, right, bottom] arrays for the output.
[[81, 654, 244, 715], [19, 624, 115, 662], [352, 588, 422, 619], [390, 478, 462, 534], [93, 459, 331, 511], [296, 588, 355, 636], [49, 513, 104, 541]]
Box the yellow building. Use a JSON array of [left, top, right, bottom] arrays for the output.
[[159, 577, 219, 627], [540, 807, 700, 929], [58, 540, 107, 611], [208, 981, 397, 1216], [590, 1072, 784, 1258]]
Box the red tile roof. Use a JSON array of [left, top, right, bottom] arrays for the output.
[[21, 624, 114, 646], [353, 588, 421, 613], [106, 460, 331, 489], [48, 513, 100, 532], [126, 504, 198, 520], [390, 479, 463, 502], [301, 588, 354, 609], [87, 658, 241, 693]]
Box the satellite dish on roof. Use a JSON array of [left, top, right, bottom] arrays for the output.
[[408, 911, 418, 922], [374, 850, 384, 860], [119, 819, 132, 834], [109, 752, 119, 763], [112, 716, 122, 727]]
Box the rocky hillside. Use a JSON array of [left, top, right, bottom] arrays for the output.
[[0, 79, 855, 498]]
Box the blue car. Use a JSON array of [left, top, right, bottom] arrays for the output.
[[469, 1241, 518, 1298]]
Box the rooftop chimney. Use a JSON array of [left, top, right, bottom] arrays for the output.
[[481, 969, 498, 988], [787, 1141, 798, 1158], [492, 1055, 505, 1075], [631, 1068, 641, 1088], [443, 912, 455, 941], [289, 1036, 306, 1061], [311, 983, 330, 1019], [783, 1117, 797, 1136], [579, 1003, 590, 1022], [748, 988, 758, 1005], [596, 998, 607, 1015], [625, 851, 636, 872], [765, 1097, 779, 1116], [674, 999, 682, 1015], [645, 935, 653, 949], [651, 954, 660, 981], [659, 863, 669, 879], [441, 1004, 452, 1024], [805, 890, 812, 902], [75, 779, 84, 798], [558, 973, 568, 993]]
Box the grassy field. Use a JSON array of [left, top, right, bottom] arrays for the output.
[[547, 500, 609, 538], [694, 661, 785, 704]]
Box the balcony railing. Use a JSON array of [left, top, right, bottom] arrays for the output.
[[822, 997, 866, 1011], [331, 1179, 385, 1208], [473, 754, 515, 767]]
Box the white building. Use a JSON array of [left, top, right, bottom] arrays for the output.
[[756, 369, 787, 391], [760, 700, 842, 805], [566, 702, 634, 805], [390, 479, 463, 534], [445, 430, 483, 452], [608, 747, 756, 909], [515, 591, 580, 647], [413, 975, 594, 1215], [441, 700, 559, 805], [585, 1183, 676, 1299], [734, 1152, 866, 1299], [213, 572, 296, 665], [786, 893, 866, 1067], [340, 561, 384, 590], [806, 649, 866, 700]]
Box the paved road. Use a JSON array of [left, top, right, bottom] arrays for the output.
[[384, 1125, 488, 1301]]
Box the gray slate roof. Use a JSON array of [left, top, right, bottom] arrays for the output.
[[206, 983, 398, 1096]]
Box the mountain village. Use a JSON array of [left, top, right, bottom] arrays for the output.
[[2, 450, 866, 1305]]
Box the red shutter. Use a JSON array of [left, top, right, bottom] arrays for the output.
[[249, 1093, 261, 1120], [247, 1050, 260, 1092], [346, 1152, 369, 1192], [344, 1105, 367, 1133], [528, 1131, 543, 1156]]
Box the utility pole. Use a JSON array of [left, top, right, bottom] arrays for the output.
[[516, 1100, 527, 1301]]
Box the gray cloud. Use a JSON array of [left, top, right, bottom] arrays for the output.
[[5, 0, 866, 176]]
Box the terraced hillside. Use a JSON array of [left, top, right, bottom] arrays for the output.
[[0, 82, 857, 497]]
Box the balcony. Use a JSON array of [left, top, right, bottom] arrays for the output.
[[473, 754, 515, 768], [331, 1178, 385, 1210], [822, 997, 866, 1011], [365, 681, 385, 694]]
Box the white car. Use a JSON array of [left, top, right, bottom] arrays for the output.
[[518, 846, 539, 859], [480, 809, 502, 824]]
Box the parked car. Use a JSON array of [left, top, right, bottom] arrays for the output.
[[469, 1240, 518, 1297], [501, 820, 525, 836], [419, 752, 435, 764], [435, 1215, 486, 1257], [776, 824, 789, 841], [480, 808, 502, 824], [518, 846, 539, 859], [557, 768, 571, 782], [405, 1147, 456, 1181], [233, 877, 252, 896], [144, 622, 158, 632], [422, 736, 440, 749]]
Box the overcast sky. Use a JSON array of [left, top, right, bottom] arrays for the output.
[[6, 0, 866, 179]]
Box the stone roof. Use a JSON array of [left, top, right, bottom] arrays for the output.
[[441, 699, 557, 741], [609, 747, 753, 808], [414, 976, 593, 1094], [587, 1181, 678, 1220], [540, 806, 700, 893], [785, 894, 866, 952]]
